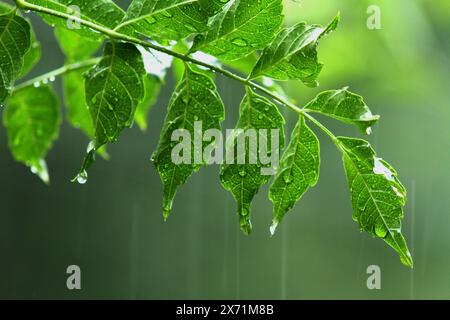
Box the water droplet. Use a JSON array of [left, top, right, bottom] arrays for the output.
[[184, 23, 198, 33], [30, 160, 50, 184], [146, 16, 156, 24], [241, 208, 249, 216], [193, 115, 199, 121], [76, 170, 88, 185], [366, 127, 372, 135], [264, 106, 270, 112], [269, 221, 278, 237], [87, 141, 96, 153], [182, 95, 190, 105], [373, 157, 394, 181], [231, 38, 248, 47], [33, 82, 41, 88], [374, 224, 388, 238], [283, 173, 292, 184], [49, 76, 56, 82], [258, 114, 263, 120]]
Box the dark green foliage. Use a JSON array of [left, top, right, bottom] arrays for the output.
[[2, 0, 412, 267]]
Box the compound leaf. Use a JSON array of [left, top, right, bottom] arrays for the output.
[[3, 85, 61, 183], [269, 115, 319, 234], [338, 137, 413, 267], [304, 88, 380, 134], [220, 88, 285, 234], [152, 64, 224, 219], [191, 0, 283, 61], [250, 15, 339, 86], [0, 7, 31, 103]]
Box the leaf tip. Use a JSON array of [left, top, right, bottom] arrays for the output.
[[71, 169, 88, 185], [162, 198, 173, 222], [239, 215, 252, 235], [400, 251, 414, 268], [240, 223, 252, 236], [324, 13, 340, 35], [163, 210, 170, 222], [30, 159, 50, 185]]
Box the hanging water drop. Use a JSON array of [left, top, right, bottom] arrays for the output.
[[76, 170, 88, 185]]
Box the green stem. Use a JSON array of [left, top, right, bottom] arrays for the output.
[[14, 0, 340, 143], [14, 58, 100, 91]]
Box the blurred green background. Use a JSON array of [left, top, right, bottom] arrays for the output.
[[1, 0, 449, 299]]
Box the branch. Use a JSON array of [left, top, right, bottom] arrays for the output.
[[14, 58, 100, 91], [14, 0, 340, 144]]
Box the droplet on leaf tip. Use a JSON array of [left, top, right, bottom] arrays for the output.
[[270, 221, 279, 237]]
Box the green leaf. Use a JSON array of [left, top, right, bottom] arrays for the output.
[[63, 70, 94, 137], [55, 26, 101, 139], [3, 85, 61, 183], [191, 0, 283, 61], [338, 137, 413, 267], [303, 88, 380, 134], [19, 19, 41, 78], [0, 2, 38, 79], [54, 26, 101, 62], [85, 41, 145, 147], [19, 0, 125, 40], [134, 45, 173, 131], [250, 16, 339, 86], [73, 41, 145, 182], [0, 8, 31, 103], [269, 115, 319, 234], [220, 88, 285, 234], [152, 64, 224, 219], [117, 0, 210, 42], [199, 0, 230, 16], [135, 74, 161, 131]]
